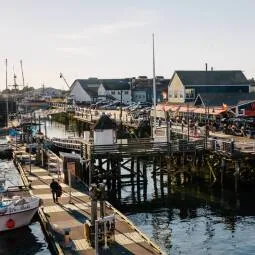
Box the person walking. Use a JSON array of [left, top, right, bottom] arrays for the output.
[[50, 179, 60, 203]]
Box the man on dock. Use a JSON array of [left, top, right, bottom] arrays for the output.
[[50, 179, 60, 203]]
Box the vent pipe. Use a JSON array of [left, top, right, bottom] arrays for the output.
[[205, 63, 208, 72]]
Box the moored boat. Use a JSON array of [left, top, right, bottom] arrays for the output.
[[0, 195, 40, 231]]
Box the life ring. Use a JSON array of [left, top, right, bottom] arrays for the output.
[[6, 219, 15, 229]]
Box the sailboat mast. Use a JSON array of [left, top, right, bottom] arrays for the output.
[[5, 59, 9, 127], [152, 33, 156, 134], [20, 60, 25, 88]]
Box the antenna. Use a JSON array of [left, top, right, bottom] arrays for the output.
[[20, 60, 25, 88]]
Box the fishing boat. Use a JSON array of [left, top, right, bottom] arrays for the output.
[[0, 177, 40, 231]]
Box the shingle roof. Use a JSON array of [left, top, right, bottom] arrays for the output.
[[195, 93, 255, 107], [175, 71, 249, 86], [102, 79, 130, 90], [74, 79, 101, 97], [93, 113, 116, 130]]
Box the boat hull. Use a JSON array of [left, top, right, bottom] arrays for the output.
[[0, 207, 38, 231]]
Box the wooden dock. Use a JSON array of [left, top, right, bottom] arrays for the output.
[[13, 146, 164, 255]]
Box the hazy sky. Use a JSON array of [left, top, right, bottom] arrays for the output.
[[1, 0, 255, 90]]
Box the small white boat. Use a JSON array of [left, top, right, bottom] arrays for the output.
[[0, 176, 40, 232], [0, 194, 40, 231]]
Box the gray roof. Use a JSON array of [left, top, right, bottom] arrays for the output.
[[102, 79, 130, 90], [93, 113, 116, 130], [74, 79, 101, 97], [72, 78, 131, 95], [195, 93, 255, 107], [175, 71, 249, 86]]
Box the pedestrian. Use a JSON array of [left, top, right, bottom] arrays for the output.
[[50, 179, 60, 203]]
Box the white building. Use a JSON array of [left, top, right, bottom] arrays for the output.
[[98, 79, 131, 103], [70, 79, 101, 103], [93, 113, 116, 145]]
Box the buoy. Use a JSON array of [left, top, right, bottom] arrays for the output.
[[6, 219, 15, 229]]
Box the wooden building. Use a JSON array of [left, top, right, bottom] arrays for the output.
[[168, 70, 250, 104]]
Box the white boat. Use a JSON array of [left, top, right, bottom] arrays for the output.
[[0, 177, 40, 231], [0, 195, 40, 231]]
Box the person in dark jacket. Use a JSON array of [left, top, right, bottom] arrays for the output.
[[50, 179, 60, 203]]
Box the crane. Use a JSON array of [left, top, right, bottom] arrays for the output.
[[59, 72, 75, 105], [59, 72, 70, 90]]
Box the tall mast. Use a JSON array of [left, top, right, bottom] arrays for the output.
[[152, 33, 156, 134], [5, 59, 9, 127], [20, 60, 25, 88]]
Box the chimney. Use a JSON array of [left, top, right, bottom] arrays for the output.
[[211, 67, 213, 71], [205, 63, 208, 72]]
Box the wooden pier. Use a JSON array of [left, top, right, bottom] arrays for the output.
[[13, 145, 164, 255]]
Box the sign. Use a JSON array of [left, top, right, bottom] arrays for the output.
[[67, 162, 76, 176]]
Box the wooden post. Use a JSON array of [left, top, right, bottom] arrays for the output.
[[152, 157, 158, 199], [117, 160, 121, 199], [143, 160, 147, 201], [136, 157, 141, 202], [130, 158, 135, 203], [106, 158, 111, 193]]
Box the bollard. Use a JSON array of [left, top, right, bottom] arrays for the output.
[[64, 228, 72, 247], [84, 220, 91, 243]]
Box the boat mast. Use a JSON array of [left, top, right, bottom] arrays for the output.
[[20, 60, 25, 88], [152, 33, 156, 134], [5, 59, 8, 127]]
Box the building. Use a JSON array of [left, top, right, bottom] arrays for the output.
[[132, 76, 169, 103], [70, 78, 101, 104], [98, 79, 131, 103], [194, 92, 255, 117], [70, 78, 132, 104], [168, 70, 250, 104]]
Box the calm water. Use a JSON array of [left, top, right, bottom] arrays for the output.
[[3, 121, 255, 254]]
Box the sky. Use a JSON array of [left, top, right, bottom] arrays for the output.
[[1, 0, 255, 90]]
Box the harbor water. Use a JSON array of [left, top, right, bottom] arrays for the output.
[[2, 121, 255, 254]]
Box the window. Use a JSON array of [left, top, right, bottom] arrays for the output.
[[111, 91, 115, 95], [118, 91, 121, 95], [124, 91, 129, 95], [185, 88, 195, 99]]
